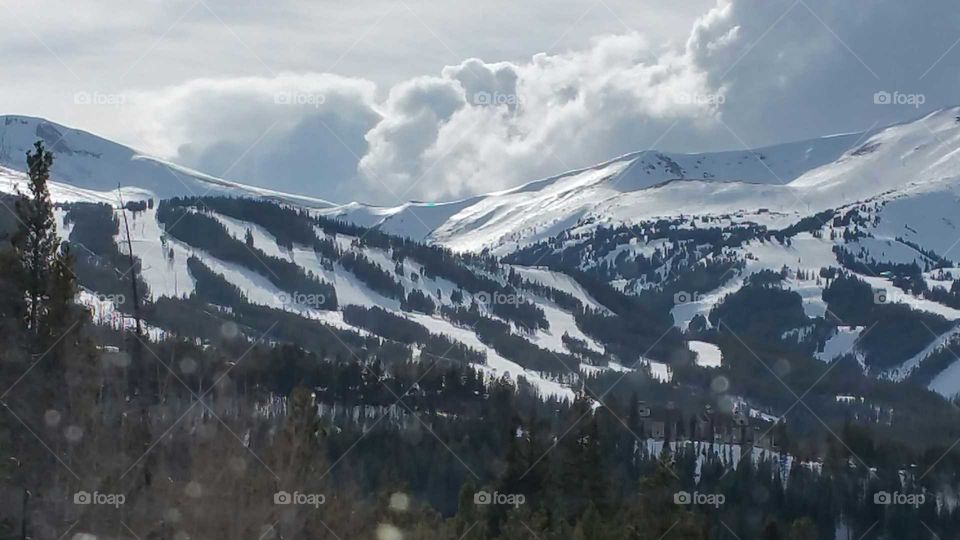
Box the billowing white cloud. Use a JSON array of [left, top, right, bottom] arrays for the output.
[[357, 32, 721, 202]]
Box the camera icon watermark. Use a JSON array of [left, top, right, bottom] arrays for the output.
[[673, 490, 724, 508], [873, 288, 888, 304], [873, 490, 924, 508], [673, 291, 702, 305], [873, 90, 926, 108], [473, 490, 525, 508], [73, 490, 125, 508], [274, 490, 326, 508]]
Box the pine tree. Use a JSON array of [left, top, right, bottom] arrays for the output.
[[12, 141, 58, 339], [572, 503, 603, 540], [452, 481, 484, 539], [273, 386, 330, 537], [44, 243, 78, 352], [32, 240, 81, 389]]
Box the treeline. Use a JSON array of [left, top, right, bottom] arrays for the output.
[[709, 277, 819, 352], [62, 202, 150, 309], [167, 196, 551, 331], [179, 255, 403, 363], [441, 304, 581, 374], [834, 244, 930, 278], [341, 250, 405, 300], [503, 218, 763, 288], [512, 265, 685, 363], [167, 195, 333, 253], [822, 272, 952, 369], [906, 335, 960, 387], [156, 201, 338, 309], [342, 304, 485, 364]]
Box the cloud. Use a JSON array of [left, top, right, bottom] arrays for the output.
[[129, 74, 380, 202], [685, 0, 960, 144], [353, 0, 960, 203], [356, 32, 721, 202], [120, 0, 960, 205]]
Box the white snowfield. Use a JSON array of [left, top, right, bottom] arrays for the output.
[[817, 327, 864, 364], [689, 341, 722, 368], [509, 265, 611, 313], [883, 323, 960, 383], [930, 355, 960, 399]]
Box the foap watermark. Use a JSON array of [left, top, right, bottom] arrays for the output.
[[874, 490, 925, 508], [873, 90, 925, 108], [474, 291, 526, 306], [274, 490, 326, 508], [93, 293, 126, 305], [673, 291, 702, 305], [274, 91, 326, 108], [277, 291, 327, 308], [473, 91, 522, 107], [74, 490, 125, 508], [473, 490, 525, 508], [674, 490, 725, 508], [73, 91, 127, 108], [673, 91, 725, 107]]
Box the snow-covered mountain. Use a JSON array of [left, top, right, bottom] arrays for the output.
[[327, 108, 960, 258], [6, 109, 960, 261], [325, 129, 867, 250], [0, 115, 336, 208], [5, 110, 960, 400]]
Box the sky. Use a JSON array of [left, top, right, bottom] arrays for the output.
[[2, 0, 959, 205]]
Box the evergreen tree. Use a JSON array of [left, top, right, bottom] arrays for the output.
[[12, 141, 57, 339]]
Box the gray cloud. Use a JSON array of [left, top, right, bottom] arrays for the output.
[[688, 0, 960, 146], [7, 0, 960, 205], [130, 74, 380, 202]]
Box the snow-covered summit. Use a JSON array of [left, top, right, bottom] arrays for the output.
[[331, 107, 960, 255]]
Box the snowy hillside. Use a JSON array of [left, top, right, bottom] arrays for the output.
[[0, 115, 335, 208]]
